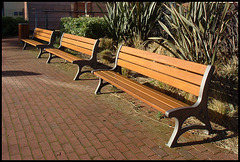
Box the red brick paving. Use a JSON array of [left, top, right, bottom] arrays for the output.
[[2, 37, 238, 160]]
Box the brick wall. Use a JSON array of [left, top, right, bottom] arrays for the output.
[[25, 2, 107, 31]]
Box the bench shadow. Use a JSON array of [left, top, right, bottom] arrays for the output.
[[175, 129, 237, 147], [2, 70, 41, 77]]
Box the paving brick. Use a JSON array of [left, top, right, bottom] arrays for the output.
[[126, 143, 141, 154], [73, 144, 88, 155], [97, 147, 113, 159], [114, 141, 129, 152], [10, 154, 22, 160], [20, 146, 32, 158], [79, 153, 91, 160], [177, 148, 195, 160], [139, 145, 156, 156], [50, 141, 62, 152], [62, 143, 74, 153], [96, 133, 109, 142], [202, 151, 222, 160], [79, 137, 92, 148], [135, 151, 151, 160], [85, 146, 99, 158], [109, 149, 127, 160], [65, 151, 80, 160], [204, 143, 221, 154], [102, 140, 116, 151], [122, 150, 138, 160], [56, 150, 68, 160], [148, 154, 162, 160], [42, 149, 57, 160], [188, 148, 209, 160], [9, 144, 20, 156], [31, 148, 44, 160], [151, 146, 168, 158]]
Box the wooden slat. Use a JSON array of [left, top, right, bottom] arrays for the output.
[[119, 52, 203, 86], [61, 37, 94, 50], [118, 59, 200, 96], [63, 33, 96, 45], [46, 48, 82, 63], [98, 71, 188, 108], [21, 39, 44, 46], [34, 35, 51, 42], [33, 28, 53, 42], [35, 32, 52, 39], [94, 71, 188, 113], [61, 42, 92, 56], [120, 46, 207, 75], [35, 28, 53, 34]]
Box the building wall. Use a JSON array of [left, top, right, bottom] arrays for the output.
[[26, 2, 72, 31], [3, 2, 24, 17], [25, 2, 107, 31]]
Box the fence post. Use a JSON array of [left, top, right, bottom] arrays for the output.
[[35, 8, 38, 28], [45, 11, 48, 29]]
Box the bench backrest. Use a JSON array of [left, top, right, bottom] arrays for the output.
[[60, 33, 98, 56], [33, 28, 54, 43], [116, 45, 214, 97]]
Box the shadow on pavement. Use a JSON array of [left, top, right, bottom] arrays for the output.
[[2, 70, 41, 77]]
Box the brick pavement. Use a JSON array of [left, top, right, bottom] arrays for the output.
[[2, 37, 238, 160]]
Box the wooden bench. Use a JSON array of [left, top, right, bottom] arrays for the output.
[[45, 33, 100, 80], [21, 28, 55, 58], [92, 45, 215, 147]]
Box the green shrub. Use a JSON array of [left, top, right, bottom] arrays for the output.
[[60, 17, 108, 39], [2, 16, 27, 38]]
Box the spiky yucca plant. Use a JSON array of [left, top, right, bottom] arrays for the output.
[[102, 2, 163, 47], [149, 2, 236, 65]]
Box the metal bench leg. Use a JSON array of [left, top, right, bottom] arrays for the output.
[[22, 42, 27, 50], [95, 78, 110, 95], [46, 53, 53, 63], [74, 64, 85, 81], [197, 109, 213, 134], [37, 48, 43, 58], [166, 116, 186, 148]]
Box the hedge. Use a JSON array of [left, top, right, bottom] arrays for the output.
[[2, 16, 28, 38], [60, 17, 108, 39]]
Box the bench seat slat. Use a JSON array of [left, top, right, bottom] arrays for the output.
[[46, 48, 82, 63], [21, 39, 45, 46], [94, 71, 188, 113], [118, 59, 200, 96]]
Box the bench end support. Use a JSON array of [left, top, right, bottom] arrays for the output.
[[22, 42, 27, 50], [165, 105, 213, 147], [94, 77, 110, 95]]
